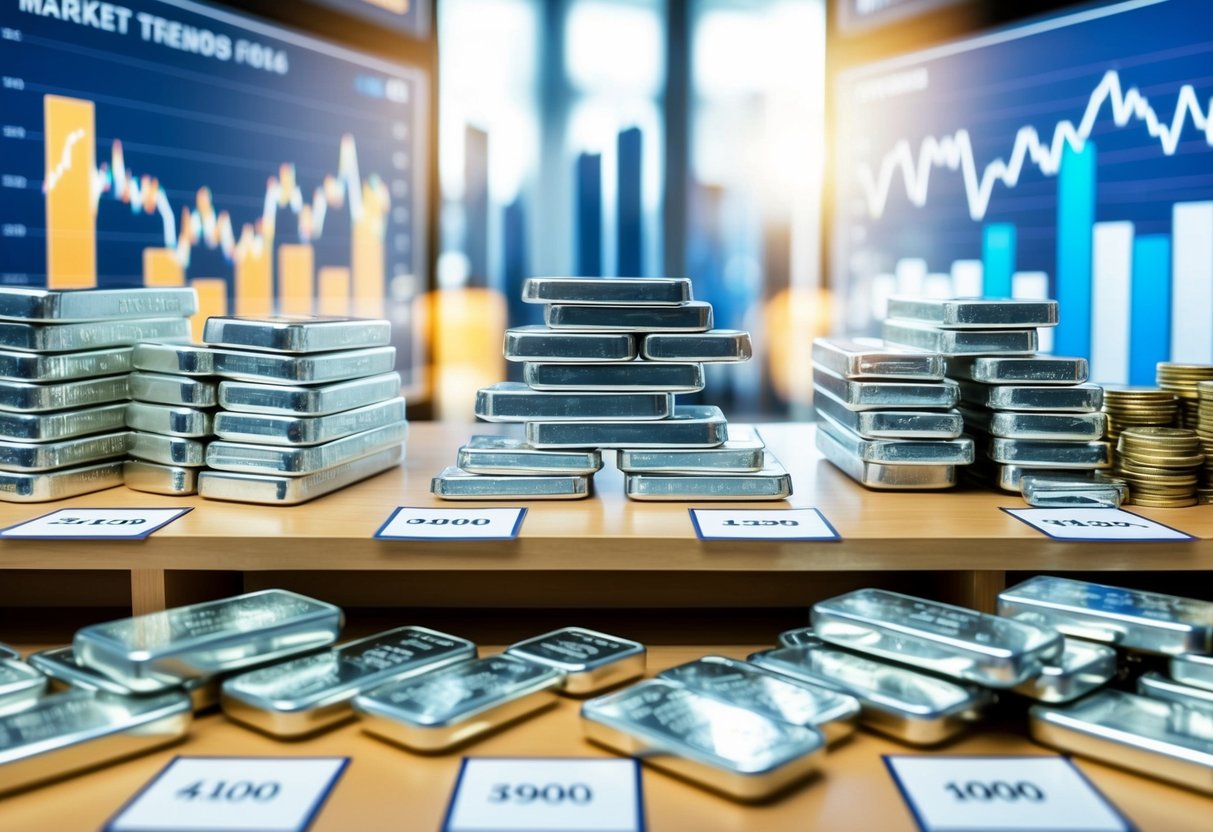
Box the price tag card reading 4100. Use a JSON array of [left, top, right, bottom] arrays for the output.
[[374, 507, 528, 541], [0, 507, 192, 540]]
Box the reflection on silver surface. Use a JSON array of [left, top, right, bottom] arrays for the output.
[[217, 372, 402, 416], [0, 318, 190, 353], [431, 467, 591, 501], [0, 460, 124, 502], [523, 362, 705, 393], [26, 647, 218, 711], [1172, 654, 1213, 693], [959, 406, 1105, 440], [545, 301, 713, 332], [1020, 471, 1128, 509], [504, 327, 637, 363], [212, 346, 397, 384], [203, 316, 391, 354], [125, 402, 213, 439], [522, 277, 692, 306], [815, 387, 963, 439], [882, 320, 1037, 356], [887, 297, 1058, 329], [624, 457, 792, 502], [129, 433, 207, 467], [958, 381, 1103, 412], [818, 414, 973, 465], [0, 347, 132, 383], [1011, 638, 1116, 703], [815, 427, 957, 490], [945, 355, 1088, 385], [0, 375, 129, 413], [527, 405, 728, 449], [617, 425, 765, 473], [213, 397, 405, 446], [456, 435, 602, 476], [1138, 672, 1213, 721], [0, 644, 18, 661], [0, 287, 197, 322], [474, 382, 673, 423], [813, 367, 959, 411], [132, 342, 216, 376], [0, 659, 47, 716], [206, 422, 407, 476], [506, 627, 645, 695], [130, 372, 217, 408], [0, 431, 130, 472], [777, 628, 822, 649], [198, 444, 402, 504], [985, 437, 1112, 468], [0, 403, 129, 443], [812, 336, 944, 380], [123, 461, 199, 496], [639, 330, 753, 363]]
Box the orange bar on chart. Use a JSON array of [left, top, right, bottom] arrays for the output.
[[44, 95, 97, 288], [278, 244, 314, 316], [190, 278, 228, 342], [318, 267, 351, 316], [351, 182, 386, 318], [235, 239, 273, 316], [142, 248, 184, 286]]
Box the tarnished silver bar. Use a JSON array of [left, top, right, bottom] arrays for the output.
[[123, 461, 199, 496], [778, 628, 821, 648], [212, 346, 397, 384], [0, 403, 128, 444], [998, 576, 1213, 655], [431, 467, 591, 501], [222, 626, 477, 738], [0, 347, 132, 383], [813, 589, 1062, 687], [1030, 690, 1213, 794], [1011, 638, 1117, 703], [132, 342, 216, 376], [526, 405, 728, 449], [354, 654, 563, 751], [1138, 672, 1213, 720], [814, 386, 963, 439], [0, 461, 124, 502], [198, 445, 402, 505], [126, 402, 214, 438], [0, 375, 129, 413], [545, 302, 713, 332], [624, 458, 793, 502], [959, 406, 1105, 440], [0, 318, 190, 353], [945, 355, 1088, 385], [959, 381, 1103, 412], [217, 372, 402, 416], [0, 659, 46, 715], [0, 287, 197, 322], [457, 436, 602, 476], [616, 424, 765, 473], [503, 327, 637, 363], [640, 330, 753, 363], [581, 679, 825, 801], [812, 336, 944, 380], [815, 427, 957, 490], [886, 297, 1058, 329], [522, 277, 692, 306], [130, 372, 217, 407], [213, 397, 406, 446], [1020, 471, 1128, 509], [207, 422, 406, 476], [506, 627, 645, 695], [129, 433, 207, 467], [985, 438, 1112, 468], [1172, 654, 1213, 692], [474, 382, 673, 423], [813, 367, 959, 411], [0, 431, 130, 472], [74, 589, 343, 693], [882, 320, 1037, 355], [818, 415, 973, 466], [203, 316, 391, 353], [27, 647, 218, 710], [523, 362, 705, 392]]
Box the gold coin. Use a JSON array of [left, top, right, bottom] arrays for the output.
[[1131, 495, 1199, 508], [1121, 426, 1197, 438]]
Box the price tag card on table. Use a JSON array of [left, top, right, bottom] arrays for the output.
[[374, 506, 528, 541], [105, 757, 349, 832], [1002, 507, 1196, 542], [689, 508, 841, 541], [883, 756, 1131, 832], [442, 758, 644, 832], [0, 507, 192, 540]]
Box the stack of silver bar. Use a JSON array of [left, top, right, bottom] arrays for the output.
[[195, 316, 407, 505], [811, 337, 972, 489], [0, 287, 194, 502]]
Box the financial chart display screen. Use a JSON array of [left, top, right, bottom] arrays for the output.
[[308, 0, 428, 38], [832, 0, 1213, 384], [1, 0, 428, 388]]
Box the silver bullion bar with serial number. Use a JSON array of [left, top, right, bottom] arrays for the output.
[[123, 461, 199, 496], [0, 403, 128, 443], [1011, 638, 1117, 703], [1030, 690, 1213, 794], [1172, 654, 1213, 692], [206, 421, 407, 476], [813, 589, 1062, 688], [1020, 471, 1128, 508], [203, 316, 391, 353], [616, 424, 765, 473], [945, 355, 1089, 385], [213, 397, 406, 446], [818, 414, 974, 465], [0, 431, 130, 472], [812, 336, 944, 380], [814, 386, 964, 440], [129, 433, 207, 467], [998, 576, 1213, 655], [354, 654, 564, 752], [522, 277, 692, 305], [74, 589, 344, 693], [0, 375, 129, 413], [222, 626, 477, 738], [640, 329, 753, 362], [886, 297, 1058, 329], [0, 347, 132, 383], [0, 287, 197, 322], [431, 467, 591, 501], [217, 372, 402, 416], [506, 627, 645, 695], [544, 301, 713, 332], [527, 405, 728, 449], [198, 444, 402, 505], [0, 659, 47, 715], [0, 690, 191, 796], [130, 372, 217, 407], [126, 402, 214, 438], [959, 406, 1105, 440], [457, 435, 603, 475], [748, 646, 992, 746], [0, 318, 190, 353], [985, 437, 1112, 468], [212, 346, 397, 384], [882, 320, 1038, 355], [958, 380, 1103, 412], [659, 656, 859, 745], [523, 361, 705, 392], [815, 427, 957, 490], [1137, 672, 1213, 719], [624, 458, 793, 502], [475, 382, 672, 422], [132, 342, 216, 376], [503, 327, 637, 363], [0, 461, 124, 502], [27, 647, 218, 711], [581, 679, 825, 802], [813, 367, 959, 411]]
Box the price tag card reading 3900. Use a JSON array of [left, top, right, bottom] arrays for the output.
[[0, 507, 192, 540], [689, 508, 841, 541], [883, 756, 1131, 832], [442, 757, 645, 832], [1003, 507, 1196, 542], [105, 756, 349, 832], [375, 506, 528, 541]]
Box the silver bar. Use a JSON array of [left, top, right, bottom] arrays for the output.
[[217, 372, 401, 416], [0, 347, 132, 383], [545, 301, 713, 332], [0, 644, 17, 661], [886, 297, 1058, 329], [818, 414, 973, 466], [1030, 691, 1213, 794], [659, 656, 859, 744], [354, 654, 563, 752], [815, 427, 957, 490], [814, 367, 959, 411], [130, 372, 217, 407], [126, 402, 214, 438], [213, 397, 405, 446], [522, 277, 692, 306], [74, 589, 344, 693], [616, 424, 765, 473], [457, 435, 602, 476], [749, 646, 992, 745], [506, 627, 645, 695], [812, 336, 944, 380], [882, 320, 1037, 355], [203, 316, 391, 353], [0, 461, 124, 502], [1012, 638, 1117, 703], [0, 431, 130, 472], [813, 588, 1062, 687], [527, 405, 728, 449], [0, 318, 190, 353], [814, 386, 963, 439], [207, 422, 407, 476], [0, 690, 191, 796], [581, 679, 825, 802], [26, 647, 218, 710], [624, 457, 793, 502], [958, 381, 1103, 412], [1172, 654, 1213, 692], [222, 626, 477, 738], [132, 342, 216, 376], [0, 403, 128, 443], [959, 406, 1105, 440], [523, 362, 705, 392], [1138, 672, 1213, 720], [969, 461, 1043, 493], [198, 445, 402, 505], [0, 375, 129, 413], [123, 461, 199, 496], [1020, 471, 1128, 508], [503, 327, 637, 363], [985, 437, 1112, 468], [639, 330, 753, 363], [129, 433, 207, 467], [475, 382, 672, 423], [0, 659, 46, 715], [212, 346, 397, 384], [0, 287, 196, 322], [778, 628, 821, 648], [432, 467, 591, 501], [945, 355, 1088, 385], [998, 576, 1213, 655]]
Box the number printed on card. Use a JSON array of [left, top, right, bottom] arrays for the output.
[[374, 507, 528, 540], [0, 507, 191, 540], [689, 508, 841, 541]]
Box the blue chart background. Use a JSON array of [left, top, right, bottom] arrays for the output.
[[306, 0, 428, 38]]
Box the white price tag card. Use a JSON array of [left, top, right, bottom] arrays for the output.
[[884, 756, 1131, 832], [105, 756, 348, 832], [374, 506, 528, 541], [1003, 507, 1196, 542], [0, 507, 192, 540], [689, 508, 841, 541], [442, 757, 644, 832]]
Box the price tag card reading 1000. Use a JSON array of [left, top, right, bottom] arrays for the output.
[[689, 508, 841, 541], [0, 507, 192, 540], [374, 507, 528, 541]]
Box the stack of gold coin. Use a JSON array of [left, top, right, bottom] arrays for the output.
[[1101, 387, 1178, 444], [1197, 380, 1213, 489], [1156, 363, 1213, 429], [1116, 426, 1203, 508]]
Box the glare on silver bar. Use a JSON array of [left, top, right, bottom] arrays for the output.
[[217, 372, 402, 416], [1137, 672, 1213, 721], [544, 301, 713, 332], [0, 346, 132, 383], [523, 361, 705, 393], [882, 320, 1037, 356], [1020, 471, 1127, 509], [815, 427, 957, 490], [624, 458, 792, 502], [129, 433, 207, 467], [813, 367, 960, 411], [944, 355, 1088, 385], [474, 382, 673, 422], [432, 467, 591, 501], [886, 297, 1058, 329], [985, 438, 1112, 468], [526, 405, 728, 449], [0, 461, 125, 502], [203, 316, 391, 354], [505, 627, 645, 695], [198, 445, 402, 505], [125, 402, 214, 439], [212, 397, 405, 446], [123, 461, 199, 496], [0, 432, 130, 473], [811, 336, 944, 380], [814, 386, 964, 440], [0, 403, 129, 444], [0, 375, 129, 413], [0, 286, 197, 322], [132, 342, 216, 376], [639, 330, 753, 363], [206, 421, 407, 476], [0, 659, 47, 716], [129, 372, 218, 408], [503, 326, 637, 363], [616, 424, 766, 473], [457, 435, 603, 476], [522, 277, 692, 306], [958, 406, 1105, 441], [212, 345, 397, 385], [818, 415, 974, 466], [1171, 654, 1213, 692], [1010, 638, 1117, 703], [0, 317, 191, 353], [777, 628, 822, 649], [958, 380, 1103, 412], [27, 646, 219, 711]]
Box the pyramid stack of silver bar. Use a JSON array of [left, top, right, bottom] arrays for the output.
[[812, 337, 972, 490], [195, 316, 407, 505], [0, 287, 194, 502]]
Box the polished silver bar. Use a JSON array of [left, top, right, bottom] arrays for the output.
[[526, 405, 728, 449], [1172, 654, 1213, 693], [581, 679, 825, 801], [432, 467, 591, 501], [0, 690, 191, 796], [1030, 691, 1213, 794], [506, 627, 645, 695], [74, 589, 344, 693], [777, 628, 821, 648], [0, 287, 196, 322], [522, 277, 692, 306], [616, 424, 765, 473], [624, 457, 793, 502], [0, 659, 46, 715], [475, 382, 672, 423], [985, 437, 1112, 468], [749, 646, 992, 745], [123, 461, 199, 496], [639, 330, 752, 363], [212, 345, 397, 384], [129, 433, 207, 467], [457, 435, 602, 476], [198, 445, 402, 505], [0, 403, 128, 443], [882, 320, 1037, 355], [130, 372, 217, 407], [818, 414, 973, 466], [217, 372, 401, 416], [1011, 638, 1117, 703], [354, 654, 563, 751], [213, 397, 405, 446], [998, 576, 1213, 655], [1138, 672, 1213, 720], [0, 318, 190, 353], [126, 402, 214, 438], [222, 626, 477, 738], [1020, 471, 1128, 509], [814, 386, 963, 439], [0, 431, 130, 472], [0, 347, 132, 383], [545, 302, 712, 332], [203, 316, 391, 353], [132, 342, 216, 376], [812, 336, 944, 380], [26, 647, 218, 710], [0, 461, 124, 502], [813, 367, 959, 411], [959, 381, 1103, 412], [503, 327, 637, 363], [959, 405, 1105, 440], [945, 355, 1088, 385], [0, 375, 129, 413], [887, 297, 1057, 329], [523, 362, 705, 392], [207, 421, 406, 476], [815, 427, 957, 490]]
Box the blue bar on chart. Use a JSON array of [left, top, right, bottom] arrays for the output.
[[1170, 201, 1213, 364], [1054, 142, 1096, 360], [576, 152, 603, 277], [1090, 221, 1134, 384], [617, 127, 643, 277], [981, 223, 1015, 297], [1129, 234, 1171, 385]]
